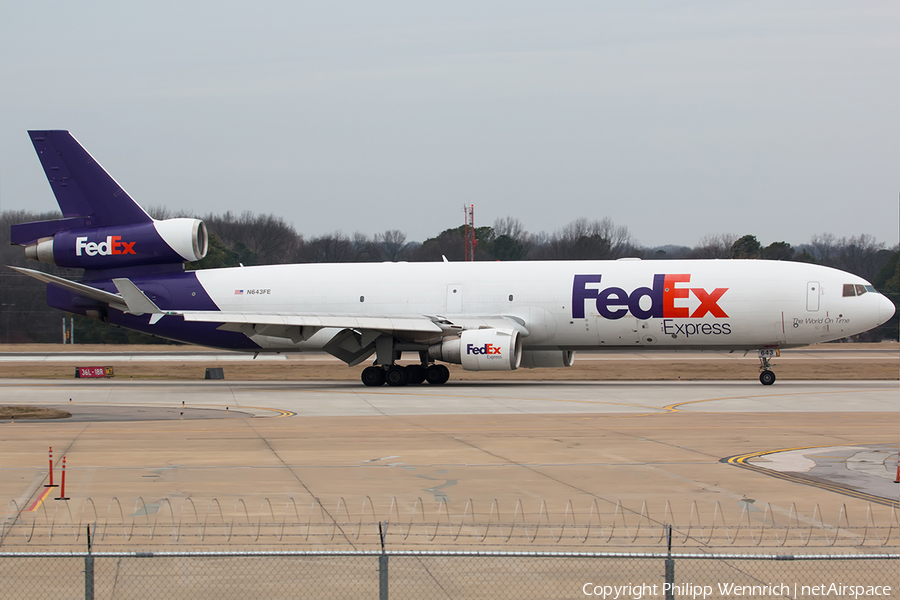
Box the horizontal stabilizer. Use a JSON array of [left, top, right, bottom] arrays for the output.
[[11, 217, 92, 247], [9, 266, 125, 309]]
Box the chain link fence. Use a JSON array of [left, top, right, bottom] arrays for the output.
[[5, 497, 898, 550], [0, 550, 897, 599]]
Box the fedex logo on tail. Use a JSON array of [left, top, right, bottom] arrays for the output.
[[75, 236, 136, 257], [573, 274, 728, 320]]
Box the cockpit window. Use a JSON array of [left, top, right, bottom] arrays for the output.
[[844, 284, 876, 297]]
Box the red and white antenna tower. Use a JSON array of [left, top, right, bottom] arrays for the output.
[[463, 204, 476, 261]]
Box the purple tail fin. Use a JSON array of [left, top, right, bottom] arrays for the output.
[[29, 130, 152, 226], [12, 131, 152, 245], [12, 131, 207, 277]]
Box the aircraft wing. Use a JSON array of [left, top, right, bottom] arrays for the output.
[[176, 311, 528, 365], [10, 265, 530, 364], [179, 310, 443, 335], [179, 310, 446, 365], [178, 311, 528, 338], [180, 310, 525, 329]]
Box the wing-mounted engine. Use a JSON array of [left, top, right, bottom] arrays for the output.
[[520, 350, 576, 369], [428, 328, 522, 371], [20, 218, 208, 269]]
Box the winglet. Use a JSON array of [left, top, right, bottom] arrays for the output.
[[111, 278, 163, 321]]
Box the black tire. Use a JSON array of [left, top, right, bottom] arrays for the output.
[[426, 364, 450, 385], [385, 366, 409, 387], [759, 370, 776, 386], [361, 366, 385, 387], [406, 364, 426, 385]]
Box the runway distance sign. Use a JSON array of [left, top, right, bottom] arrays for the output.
[[75, 366, 114, 378]]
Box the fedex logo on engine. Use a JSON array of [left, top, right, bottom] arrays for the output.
[[75, 236, 136, 257], [467, 343, 502, 356], [573, 274, 728, 320]]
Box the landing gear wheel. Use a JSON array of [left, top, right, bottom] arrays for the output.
[[425, 364, 450, 385], [361, 366, 385, 387], [759, 370, 776, 386], [757, 350, 778, 386], [406, 364, 426, 385], [385, 365, 409, 387]]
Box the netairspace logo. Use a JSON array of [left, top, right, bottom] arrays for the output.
[[581, 581, 893, 599], [75, 236, 136, 257]]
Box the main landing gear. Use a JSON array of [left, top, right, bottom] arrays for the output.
[[758, 349, 779, 386], [361, 363, 450, 387]]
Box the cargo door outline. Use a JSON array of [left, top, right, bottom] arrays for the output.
[[447, 284, 463, 313], [806, 282, 820, 311]]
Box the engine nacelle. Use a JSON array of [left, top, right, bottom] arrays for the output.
[[429, 328, 522, 371], [23, 218, 208, 269], [520, 350, 576, 369]]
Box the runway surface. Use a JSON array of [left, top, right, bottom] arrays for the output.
[[0, 378, 896, 539], [0, 347, 896, 362], [0, 378, 895, 416]]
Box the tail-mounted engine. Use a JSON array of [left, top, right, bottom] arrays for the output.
[[428, 328, 522, 371], [22, 218, 208, 269], [13, 131, 208, 271]]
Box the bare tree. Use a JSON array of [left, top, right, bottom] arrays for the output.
[[347, 232, 372, 261], [523, 231, 550, 259], [204, 211, 302, 265], [492, 216, 526, 241], [531, 217, 635, 260], [300, 232, 356, 263], [690, 233, 738, 259], [374, 230, 410, 261], [146, 205, 171, 220], [804, 233, 892, 281], [806, 233, 840, 265]]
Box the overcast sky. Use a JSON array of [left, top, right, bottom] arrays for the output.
[[1, 2, 897, 249]]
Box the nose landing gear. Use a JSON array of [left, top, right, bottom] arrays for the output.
[[758, 349, 779, 385]]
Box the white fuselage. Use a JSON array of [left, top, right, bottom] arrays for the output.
[[191, 259, 891, 352]]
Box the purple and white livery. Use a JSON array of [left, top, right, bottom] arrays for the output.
[[10, 131, 895, 386]]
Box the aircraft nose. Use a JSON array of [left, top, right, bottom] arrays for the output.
[[879, 294, 896, 325]]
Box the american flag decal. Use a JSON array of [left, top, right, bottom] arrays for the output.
[[234, 290, 243, 295]]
